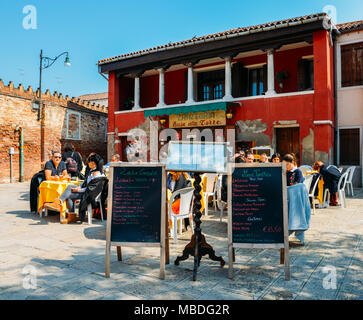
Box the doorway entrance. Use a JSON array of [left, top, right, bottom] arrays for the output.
[[275, 127, 300, 165]]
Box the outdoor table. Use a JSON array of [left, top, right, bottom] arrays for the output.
[[38, 180, 83, 219]]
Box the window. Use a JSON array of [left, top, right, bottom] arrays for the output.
[[339, 128, 360, 165], [197, 69, 225, 101], [248, 67, 266, 96], [298, 58, 314, 91], [341, 42, 363, 88], [66, 110, 81, 140]]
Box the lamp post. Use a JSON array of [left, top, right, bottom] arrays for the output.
[[38, 50, 71, 162]]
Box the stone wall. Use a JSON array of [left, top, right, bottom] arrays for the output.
[[0, 80, 108, 183]]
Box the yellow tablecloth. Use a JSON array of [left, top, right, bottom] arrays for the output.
[[305, 171, 324, 204], [38, 180, 82, 218]]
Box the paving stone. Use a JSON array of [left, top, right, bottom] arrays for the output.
[[0, 182, 362, 300]]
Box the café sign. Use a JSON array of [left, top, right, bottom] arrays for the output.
[[169, 110, 226, 128]]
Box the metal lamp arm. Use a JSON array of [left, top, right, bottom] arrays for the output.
[[41, 51, 69, 70]]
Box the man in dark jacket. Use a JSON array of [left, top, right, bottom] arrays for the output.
[[313, 161, 342, 206], [29, 170, 45, 213]]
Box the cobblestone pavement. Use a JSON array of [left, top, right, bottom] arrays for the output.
[[0, 182, 362, 300]]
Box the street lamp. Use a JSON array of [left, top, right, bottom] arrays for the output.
[[37, 49, 70, 161]]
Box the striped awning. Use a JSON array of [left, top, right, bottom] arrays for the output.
[[144, 101, 239, 117]]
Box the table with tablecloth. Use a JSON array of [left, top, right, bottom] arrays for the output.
[[38, 180, 83, 219]]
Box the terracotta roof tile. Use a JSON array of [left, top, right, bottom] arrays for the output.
[[98, 13, 327, 65], [337, 20, 363, 32], [77, 92, 108, 100]]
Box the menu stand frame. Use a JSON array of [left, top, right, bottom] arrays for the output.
[[227, 163, 290, 281], [105, 162, 166, 280]]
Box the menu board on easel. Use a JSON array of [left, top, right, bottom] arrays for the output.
[[227, 163, 290, 280], [105, 163, 166, 279]]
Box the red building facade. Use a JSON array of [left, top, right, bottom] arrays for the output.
[[99, 13, 338, 165]]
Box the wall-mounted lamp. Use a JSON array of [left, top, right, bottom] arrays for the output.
[[159, 118, 166, 125], [226, 111, 233, 120]]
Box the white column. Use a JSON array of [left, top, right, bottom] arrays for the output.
[[224, 56, 233, 100], [133, 76, 141, 110], [157, 68, 165, 108], [185, 64, 194, 105], [266, 49, 276, 96]]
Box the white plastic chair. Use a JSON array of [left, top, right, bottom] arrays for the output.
[[303, 174, 313, 193], [86, 192, 104, 225], [168, 187, 194, 244], [345, 166, 356, 197], [309, 175, 320, 215], [201, 173, 218, 216], [215, 175, 227, 222], [323, 171, 349, 208]]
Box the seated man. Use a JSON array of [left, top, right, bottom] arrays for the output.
[[46, 153, 105, 223], [245, 152, 255, 163], [313, 161, 341, 206], [44, 148, 68, 181]]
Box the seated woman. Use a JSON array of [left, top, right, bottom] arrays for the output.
[[44, 148, 68, 181], [282, 154, 305, 186], [46, 153, 105, 223], [271, 153, 281, 163]]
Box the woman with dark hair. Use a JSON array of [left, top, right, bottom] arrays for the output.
[[271, 153, 281, 163], [283, 154, 305, 186], [46, 153, 105, 223], [62, 142, 83, 179]]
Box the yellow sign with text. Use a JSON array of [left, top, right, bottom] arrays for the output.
[[169, 110, 226, 128]]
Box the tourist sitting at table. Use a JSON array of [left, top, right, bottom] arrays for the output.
[[271, 153, 281, 163], [45, 153, 105, 223], [313, 161, 341, 206], [283, 154, 305, 186], [259, 153, 269, 163], [44, 148, 68, 181], [245, 152, 255, 163]]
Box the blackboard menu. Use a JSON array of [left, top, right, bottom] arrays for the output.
[[231, 166, 284, 244], [110, 166, 162, 243]]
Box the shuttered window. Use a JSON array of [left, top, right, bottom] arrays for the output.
[[298, 58, 314, 91], [339, 128, 360, 165], [341, 42, 363, 88], [197, 69, 225, 101]]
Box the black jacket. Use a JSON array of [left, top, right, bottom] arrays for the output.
[[29, 170, 45, 213], [78, 176, 108, 219], [172, 175, 191, 193], [320, 165, 341, 194]]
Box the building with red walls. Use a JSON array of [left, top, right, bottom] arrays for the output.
[[99, 13, 338, 165]]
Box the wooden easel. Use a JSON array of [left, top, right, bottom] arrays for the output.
[[227, 163, 290, 281], [105, 163, 167, 280]]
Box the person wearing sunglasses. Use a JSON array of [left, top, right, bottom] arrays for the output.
[[44, 148, 68, 181]]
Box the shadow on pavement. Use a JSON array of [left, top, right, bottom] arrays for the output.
[[83, 225, 106, 241], [5, 210, 60, 225]]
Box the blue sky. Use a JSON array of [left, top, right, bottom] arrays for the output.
[[0, 0, 362, 97]]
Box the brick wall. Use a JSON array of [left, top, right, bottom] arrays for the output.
[[0, 80, 108, 183]]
